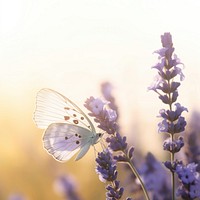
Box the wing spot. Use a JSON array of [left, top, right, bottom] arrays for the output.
[[78, 135, 81, 138], [73, 114, 77, 117], [64, 116, 70, 120], [65, 136, 68, 140], [75, 133, 78, 137], [64, 107, 70, 110], [73, 120, 78, 124], [76, 141, 80, 145], [81, 117, 84, 120]]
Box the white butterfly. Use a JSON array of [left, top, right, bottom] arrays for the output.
[[33, 88, 102, 162]]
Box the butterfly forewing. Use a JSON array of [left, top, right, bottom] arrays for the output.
[[34, 88, 95, 131], [43, 123, 93, 161], [34, 88, 102, 161]]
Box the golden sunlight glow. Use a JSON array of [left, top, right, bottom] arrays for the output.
[[1, 0, 200, 199]]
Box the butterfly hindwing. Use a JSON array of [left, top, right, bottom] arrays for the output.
[[34, 88, 95, 132], [43, 123, 94, 161]]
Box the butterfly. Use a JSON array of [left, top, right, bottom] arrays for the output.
[[33, 88, 103, 162]]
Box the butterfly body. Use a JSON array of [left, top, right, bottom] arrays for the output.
[[34, 88, 102, 161]]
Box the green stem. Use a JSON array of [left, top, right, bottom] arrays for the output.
[[172, 166, 175, 200], [126, 160, 150, 200], [168, 78, 175, 200], [171, 134, 175, 200]]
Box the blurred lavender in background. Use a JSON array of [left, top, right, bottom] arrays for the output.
[[8, 194, 27, 200], [139, 153, 171, 200], [184, 111, 200, 172], [101, 82, 119, 118], [54, 174, 81, 200], [176, 162, 200, 199], [174, 111, 200, 199]]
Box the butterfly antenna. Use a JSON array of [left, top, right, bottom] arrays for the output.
[[93, 145, 98, 160], [100, 137, 107, 151], [93, 140, 106, 160]]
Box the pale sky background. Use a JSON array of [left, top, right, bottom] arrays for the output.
[[1, 0, 200, 154]]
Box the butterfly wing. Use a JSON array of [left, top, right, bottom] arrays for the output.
[[43, 123, 94, 161], [34, 88, 95, 132]]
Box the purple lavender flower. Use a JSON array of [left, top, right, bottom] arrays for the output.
[[85, 95, 134, 161], [150, 33, 184, 89], [96, 150, 118, 182], [85, 95, 135, 164], [8, 194, 26, 200], [148, 75, 164, 92], [88, 97, 107, 115], [106, 132, 127, 152], [85, 82, 151, 199], [159, 103, 188, 121], [184, 111, 200, 172], [96, 150, 125, 199], [106, 180, 124, 200], [176, 163, 197, 184], [175, 163, 200, 199], [139, 153, 171, 200], [164, 160, 182, 173], [101, 82, 119, 116], [163, 136, 184, 153], [149, 32, 188, 200], [85, 84, 139, 199], [149, 33, 187, 151], [161, 32, 173, 48], [84, 96, 118, 134], [158, 105, 188, 135], [54, 174, 81, 200], [189, 182, 200, 199]]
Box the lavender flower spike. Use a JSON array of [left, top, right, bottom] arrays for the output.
[[149, 32, 187, 200], [85, 83, 149, 200], [85, 96, 118, 134], [149, 32, 187, 146], [96, 149, 125, 199], [96, 150, 118, 182]]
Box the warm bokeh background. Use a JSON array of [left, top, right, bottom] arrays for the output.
[[1, 0, 200, 199]]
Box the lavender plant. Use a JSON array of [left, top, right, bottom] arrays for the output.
[[148, 32, 200, 200], [96, 149, 124, 199], [85, 85, 149, 200], [176, 162, 200, 199]]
